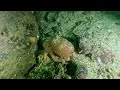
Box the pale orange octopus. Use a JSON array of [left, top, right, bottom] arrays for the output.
[[43, 36, 75, 64]]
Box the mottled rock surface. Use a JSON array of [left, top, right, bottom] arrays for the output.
[[0, 11, 39, 79]]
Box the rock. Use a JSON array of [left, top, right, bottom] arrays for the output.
[[75, 64, 88, 79], [0, 11, 39, 79]]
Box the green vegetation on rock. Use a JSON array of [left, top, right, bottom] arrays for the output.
[[1, 11, 120, 79], [0, 11, 39, 79], [28, 11, 120, 79]]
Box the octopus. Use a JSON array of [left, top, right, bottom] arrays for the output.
[[99, 51, 116, 64], [78, 37, 116, 64], [78, 37, 92, 56], [43, 36, 75, 64]]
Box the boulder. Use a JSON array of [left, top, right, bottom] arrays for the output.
[[0, 11, 39, 79]]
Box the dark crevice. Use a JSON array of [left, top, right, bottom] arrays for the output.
[[63, 34, 80, 54], [1, 32, 4, 36], [25, 13, 42, 78], [25, 41, 41, 78], [66, 61, 77, 78], [84, 53, 92, 59], [44, 12, 49, 22], [24, 64, 36, 78]]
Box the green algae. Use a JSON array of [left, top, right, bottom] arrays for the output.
[[0, 11, 39, 79], [27, 11, 120, 79]]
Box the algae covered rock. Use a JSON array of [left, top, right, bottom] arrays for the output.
[[34, 11, 120, 79], [0, 11, 39, 79]]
